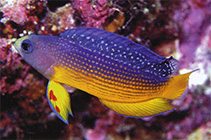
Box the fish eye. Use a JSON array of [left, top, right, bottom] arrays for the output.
[[21, 39, 33, 53]]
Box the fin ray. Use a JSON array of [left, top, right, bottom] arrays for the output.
[[100, 98, 174, 117], [162, 71, 193, 100], [47, 80, 72, 124]]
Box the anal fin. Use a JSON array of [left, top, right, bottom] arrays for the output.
[[47, 80, 73, 124], [100, 98, 174, 117]]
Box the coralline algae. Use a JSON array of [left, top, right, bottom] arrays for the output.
[[0, 0, 210, 139]]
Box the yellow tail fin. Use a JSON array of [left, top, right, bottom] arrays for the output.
[[161, 71, 193, 100], [100, 98, 174, 117]]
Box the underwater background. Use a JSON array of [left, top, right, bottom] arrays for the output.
[[0, 0, 210, 139]]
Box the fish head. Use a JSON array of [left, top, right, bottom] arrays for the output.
[[14, 34, 34, 58], [14, 34, 56, 77]]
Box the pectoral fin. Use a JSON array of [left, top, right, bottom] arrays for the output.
[[100, 98, 174, 117], [47, 80, 73, 124]]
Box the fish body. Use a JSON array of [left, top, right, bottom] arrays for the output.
[[14, 27, 192, 124]]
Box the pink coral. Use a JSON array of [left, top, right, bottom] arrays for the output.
[[73, 0, 114, 28], [1, 0, 210, 139], [0, 46, 28, 94], [3, 0, 28, 24], [85, 110, 114, 140], [43, 3, 75, 33]]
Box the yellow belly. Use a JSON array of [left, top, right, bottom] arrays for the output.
[[52, 66, 167, 102]]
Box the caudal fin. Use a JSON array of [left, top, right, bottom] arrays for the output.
[[99, 71, 195, 117], [161, 71, 195, 100]]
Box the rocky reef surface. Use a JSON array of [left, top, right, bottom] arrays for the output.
[[0, 0, 210, 139]]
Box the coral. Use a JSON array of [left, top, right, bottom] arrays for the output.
[[0, 46, 53, 138], [0, 0, 210, 139], [174, 0, 211, 69], [0, 46, 27, 94], [1, 0, 28, 25], [173, 0, 211, 89], [0, 0, 47, 39], [85, 110, 114, 140], [1, 0, 47, 25], [73, 0, 114, 28], [187, 122, 211, 140], [43, 3, 75, 34], [106, 0, 180, 48]]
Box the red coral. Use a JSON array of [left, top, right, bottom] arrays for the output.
[[0, 46, 55, 138]]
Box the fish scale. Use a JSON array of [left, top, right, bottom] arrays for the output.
[[54, 37, 167, 88], [60, 27, 179, 77]]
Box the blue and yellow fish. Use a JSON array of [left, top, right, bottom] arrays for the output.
[[14, 27, 193, 124]]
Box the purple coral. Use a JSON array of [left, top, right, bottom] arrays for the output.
[[174, 0, 211, 68]]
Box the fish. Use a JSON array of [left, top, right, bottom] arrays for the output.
[[14, 27, 193, 124]]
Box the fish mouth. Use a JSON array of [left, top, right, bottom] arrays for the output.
[[11, 44, 19, 53]]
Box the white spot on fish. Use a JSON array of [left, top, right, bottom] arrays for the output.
[[86, 36, 90, 39], [72, 34, 76, 38]]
